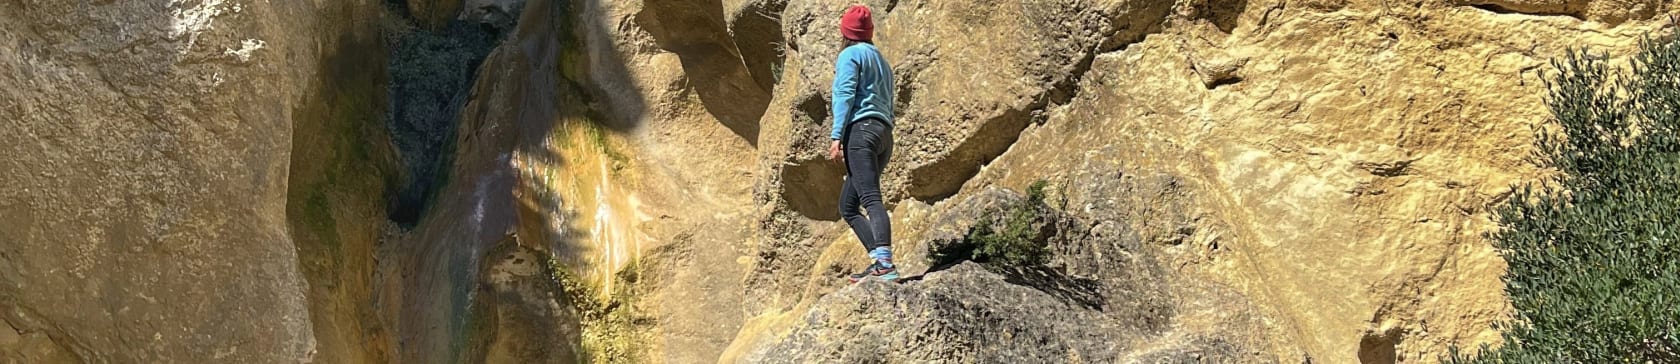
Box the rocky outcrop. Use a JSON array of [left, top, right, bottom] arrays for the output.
[[748, 263, 1167, 363], [744, 263, 1262, 363], [558, 0, 780, 361], [478, 237, 583, 363], [732, 0, 1678, 362], [746, 0, 1172, 322], [1452, 0, 1664, 23], [733, 182, 1277, 362]]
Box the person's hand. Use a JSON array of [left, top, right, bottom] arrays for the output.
[[828, 140, 843, 163]]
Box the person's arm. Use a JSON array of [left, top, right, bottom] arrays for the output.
[[831, 48, 859, 141]]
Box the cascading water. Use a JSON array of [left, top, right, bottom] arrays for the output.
[[376, 0, 652, 361], [365, 0, 694, 360], [373, 0, 532, 362]]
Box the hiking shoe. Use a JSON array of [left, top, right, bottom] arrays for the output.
[[847, 261, 899, 283]]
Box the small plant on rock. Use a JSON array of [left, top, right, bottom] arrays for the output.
[[928, 180, 1057, 269], [970, 180, 1055, 266]]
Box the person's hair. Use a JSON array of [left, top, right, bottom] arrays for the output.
[[843, 39, 873, 48]]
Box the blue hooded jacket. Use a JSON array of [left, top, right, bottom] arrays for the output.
[[831, 43, 895, 140]]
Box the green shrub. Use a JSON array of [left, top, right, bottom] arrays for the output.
[[1450, 37, 1680, 363], [965, 180, 1055, 267]]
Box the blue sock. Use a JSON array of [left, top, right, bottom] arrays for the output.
[[870, 246, 894, 268]]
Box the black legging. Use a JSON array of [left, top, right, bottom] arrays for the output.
[[839, 118, 894, 251]]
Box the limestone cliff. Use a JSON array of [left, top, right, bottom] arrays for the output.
[[2, 0, 1676, 362], [954, 2, 1676, 360], [612, 0, 1675, 362]]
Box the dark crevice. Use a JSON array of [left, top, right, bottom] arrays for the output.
[[1357, 159, 1417, 177], [733, 0, 789, 95], [383, 0, 412, 17], [892, 69, 919, 113], [383, 9, 521, 226], [1048, 50, 1098, 106], [796, 92, 832, 131], [1099, 1, 1173, 53], [1199, 0, 1250, 33], [1357, 328, 1402, 364], [1467, 3, 1586, 20], [1208, 75, 1243, 89]]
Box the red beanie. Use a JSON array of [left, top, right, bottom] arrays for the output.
[[840, 5, 873, 42]]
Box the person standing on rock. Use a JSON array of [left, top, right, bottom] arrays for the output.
[[828, 4, 898, 283]]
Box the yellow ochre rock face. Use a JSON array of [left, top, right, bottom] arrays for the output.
[[699, 0, 1675, 362], [510, 0, 1680, 362], [967, 3, 1672, 361], [3, 0, 1676, 362]]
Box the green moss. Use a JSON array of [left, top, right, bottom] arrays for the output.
[[298, 190, 341, 251], [284, 21, 402, 319], [288, 57, 394, 250], [546, 12, 630, 176], [584, 121, 629, 167], [546, 257, 650, 363], [282, 19, 402, 364], [546, 109, 629, 177], [559, 44, 588, 86]]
